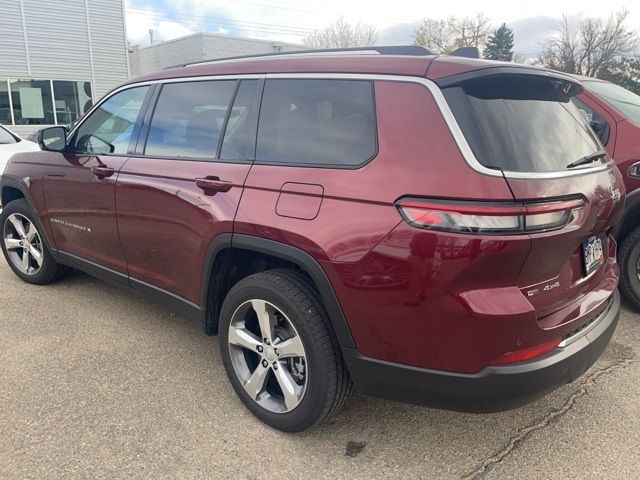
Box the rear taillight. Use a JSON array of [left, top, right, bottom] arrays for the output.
[[490, 338, 561, 365], [396, 198, 583, 234]]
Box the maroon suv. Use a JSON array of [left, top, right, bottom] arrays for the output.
[[0, 48, 624, 432], [571, 79, 640, 310]]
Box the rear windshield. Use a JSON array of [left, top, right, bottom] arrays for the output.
[[584, 80, 640, 126], [443, 75, 602, 173]]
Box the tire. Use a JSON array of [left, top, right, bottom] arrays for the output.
[[0, 199, 69, 285], [618, 225, 640, 311], [219, 269, 352, 432]]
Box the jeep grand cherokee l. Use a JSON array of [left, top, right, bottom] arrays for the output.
[[0, 48, 624, 432]]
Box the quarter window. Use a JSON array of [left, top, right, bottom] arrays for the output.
[[256, 79, 377, 166], [72, 86, 149, 155], [145, 80, 236, 159]]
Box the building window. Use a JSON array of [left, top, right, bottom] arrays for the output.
[[9, 79, 55, 125], [0, 81, 10, 124], [0, 78, 92, 126], [53, 81, 93, 125]]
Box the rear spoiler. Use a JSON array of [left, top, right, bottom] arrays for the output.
[[434, 66, 584, 96]]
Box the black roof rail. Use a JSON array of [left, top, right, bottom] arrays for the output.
[[165, 45, 436, 69]]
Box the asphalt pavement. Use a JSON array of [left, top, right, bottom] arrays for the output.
[[1, 262, 638, 479]]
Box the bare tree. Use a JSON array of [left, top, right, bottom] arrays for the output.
[[413, 14, 491, 54], [303, 17, 378, 48], [539, 10, 639, 77]]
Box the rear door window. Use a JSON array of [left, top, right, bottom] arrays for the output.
[[443, 75, 602, 173], [256, 79, 377, 167], [145, 80, 236, 159]]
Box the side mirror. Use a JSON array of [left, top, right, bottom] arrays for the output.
[[38, 126, 67, 152]]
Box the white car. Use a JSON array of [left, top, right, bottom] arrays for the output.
[[0, 125, 40, 174]]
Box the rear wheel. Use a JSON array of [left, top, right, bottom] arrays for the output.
[[219, 269, 351, 432], [618, 225, 640, 311], [1, 199, 69, 284]]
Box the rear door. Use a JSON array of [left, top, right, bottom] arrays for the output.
[[115, 78, 261, 304], [441, 72, 624, 320], [42, 85, 151, 274]]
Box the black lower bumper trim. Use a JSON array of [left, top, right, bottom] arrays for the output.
[[343, 290, 620, 413]]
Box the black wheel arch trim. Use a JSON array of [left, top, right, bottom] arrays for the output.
[[0, 177, 56, 252], [201, 233, 356, 348]]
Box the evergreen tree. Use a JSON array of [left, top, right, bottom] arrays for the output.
[[483, 23, 514, 61]]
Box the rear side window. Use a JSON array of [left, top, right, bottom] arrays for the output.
[[443, 75, 602, 173], [256, 79, 376, 166], [145, 80, 236, 159]]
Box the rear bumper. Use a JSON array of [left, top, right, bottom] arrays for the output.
[[344, 290, 620, 412]]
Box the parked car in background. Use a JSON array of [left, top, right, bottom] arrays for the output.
[[0, 48, 624, 431], [573, 79, 640, 310], [0, 125, 39, 175]]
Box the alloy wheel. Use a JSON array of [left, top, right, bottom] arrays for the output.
[[227, 299, 308, 413], [3, 213, 44, 276]]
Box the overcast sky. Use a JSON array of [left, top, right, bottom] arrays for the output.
[[125, 0, 639, 57]]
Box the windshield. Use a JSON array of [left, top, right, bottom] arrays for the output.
[[585, 81, 640, 126], [443, 75, 603, 173], [0, 125, 18, 144]]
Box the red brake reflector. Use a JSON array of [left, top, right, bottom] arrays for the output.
[[491, 338, 561, 365]]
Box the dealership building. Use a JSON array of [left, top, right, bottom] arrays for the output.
[[0, 0, 130, 137], [129, 33, 305, 76]]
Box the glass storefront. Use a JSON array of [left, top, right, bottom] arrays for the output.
[[53, 80, 93, 125], [0, 78, 93, 126], [0, 81, 10, 124]]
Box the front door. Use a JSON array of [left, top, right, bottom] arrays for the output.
[[43, 85, 151, 274], [116, 78, 261, 304]]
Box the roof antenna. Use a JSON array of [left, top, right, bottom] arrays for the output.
[[449, 46, 480, 58]]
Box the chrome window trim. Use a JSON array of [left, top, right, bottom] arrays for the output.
[[68, 72, 613, 179]]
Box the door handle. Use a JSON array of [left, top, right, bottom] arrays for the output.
[[91, 166, 115, 179], [195, 177, 233, 193]]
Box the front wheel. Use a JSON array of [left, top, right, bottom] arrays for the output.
[[1, 199, 69, 284], [219, 269, 352, 432]]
